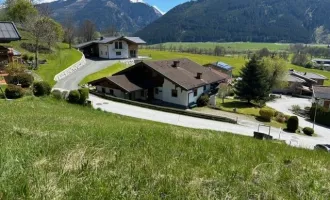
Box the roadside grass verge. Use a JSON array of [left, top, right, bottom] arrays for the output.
[[140, 49, 330, 85], [79, 63, 127, 85], [0, 30, 82, 86], [1, 97, 330, 198]]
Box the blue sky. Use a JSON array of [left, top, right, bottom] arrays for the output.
[[144, 0, 189, 12]]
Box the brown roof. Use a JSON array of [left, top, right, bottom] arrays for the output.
[[142, 58, 226, 90], [107, 75, 142, 92], [313, 86, 330, 99]]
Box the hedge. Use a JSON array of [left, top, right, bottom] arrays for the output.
[[90, 91, 237, 124], [303, 127, 314, 136], [33, 81, 51, 96], [78, 88, 89, 105], [287, 116, 299, 132], [310, 106, 330, 127], [197, 94, 209, 107], [5, 84, 24, 99], [259, 108, 275, 122], [68, 90, 81, 104]]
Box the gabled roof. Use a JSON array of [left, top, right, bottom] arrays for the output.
[[0, 22, 21, 42], [107, 75, 142, 92], [313, 86, 330, 99], [291, 71, 328, 80], [285, 73, 306, 83], [140, 58, 226, 90], [74, 36, 146, 49]]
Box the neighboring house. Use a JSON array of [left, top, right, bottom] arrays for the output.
[[89, 58, 227, 108], [75, 36, 146, 59], [312, 58, 330, 71], [203, 61, 233, 80], [273, 69, 328, 96], [0, 21, 21, 80], [313, 86, 330, 110]]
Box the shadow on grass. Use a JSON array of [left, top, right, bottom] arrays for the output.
[[255, 116, 271, 123], [220, 101, 256, 109]]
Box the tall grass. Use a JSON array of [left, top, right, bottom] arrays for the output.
[[1, 97, 330, 199]]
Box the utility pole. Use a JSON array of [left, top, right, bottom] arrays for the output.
[[313, 98, 320, 129]]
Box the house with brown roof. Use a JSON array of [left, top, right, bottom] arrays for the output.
[[89, 58, 227, 107], [75, 36, 146, 59], [313, 86, 330, 110]]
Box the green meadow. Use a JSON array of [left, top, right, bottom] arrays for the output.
[[1, 97, 330, 199]]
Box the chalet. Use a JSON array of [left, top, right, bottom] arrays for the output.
[[75, 36, 146, 59], [313, 86, 330, 110], [203, 61, 233, 80], [89, 58, 227, 108], [273, 69, 328, 96], [312, 58, 330, 71]]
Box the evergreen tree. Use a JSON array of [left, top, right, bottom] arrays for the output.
[[235, 56, 270, 103]]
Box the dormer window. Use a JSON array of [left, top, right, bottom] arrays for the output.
[[115, 41, 123, 49]]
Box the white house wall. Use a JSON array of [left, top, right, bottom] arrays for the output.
[[108, 40, 129, 59], [161, 79, 188, 106], [188, 85, 209, 105], [98, 44, 109, 59]]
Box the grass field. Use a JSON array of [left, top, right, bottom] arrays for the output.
[[80, 63, 127, 85], [140, 49, 330, 85], [150, 42, 291, 51], [0, 30, 82, 86], [1, 97, 330, 199]]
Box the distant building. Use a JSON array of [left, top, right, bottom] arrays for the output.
[[312, 58, 330, 71], [313, 86, 330, 110], [89, 58, 227, 108], [203, 61, 233, 80], [273, 69, 328, 96], [75, 36, 146, 59]]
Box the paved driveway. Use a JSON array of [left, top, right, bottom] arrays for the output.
[[54, 58, 118, 90], [89, 94, 328, 149], [267, 96, 330, 143]]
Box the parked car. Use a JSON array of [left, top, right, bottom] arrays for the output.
[[314, 144, 330, 152]]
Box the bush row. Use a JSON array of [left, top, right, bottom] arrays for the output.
[[67, 88, 89, 105], [4, 81, 51, 99], [310, 106, 330, 127], [7, 73, 34, 88]]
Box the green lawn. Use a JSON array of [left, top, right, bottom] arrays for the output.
[[0, 30, 82, 86], [79, 63, 127, 85], [140, 49, 330, 85], [1, 97, 330, 199], [216, 98, 285, 128], [151, 42, 291, 52]]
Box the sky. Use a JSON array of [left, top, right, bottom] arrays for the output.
[[141, 0, 189, 13]]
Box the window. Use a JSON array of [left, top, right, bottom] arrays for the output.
[[102, 87, 106, 93], [116, 52, 121, 56], [109, 89, 114, 95], [193, 89, 198, 97], [140, 90, 144, 97], [155, 88, 159, 94], [204, 85, 207, 91], [105, 52, 108, 55], [171, 89, 178, 97], [115, 41, 123, 49]]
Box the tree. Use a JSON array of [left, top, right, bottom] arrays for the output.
[[5, 0, 37, 22], [261, 56, 287, 91], [5, 62, 26, 76], [235, 56, 270, 104], [218, 83, 229, 103], [63, 14, 76, 49], [25, 14, 58, 69], [291, 53, 309, 67], [257, 48, 271, 58], [45, 18, 64, 49], [80, 20, 96, 42]]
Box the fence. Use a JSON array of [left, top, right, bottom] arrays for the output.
[[54, 52, 86, 81]]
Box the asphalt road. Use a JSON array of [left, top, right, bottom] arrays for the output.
[[89, 94, 328, 149], [53, 59, 117, 90]]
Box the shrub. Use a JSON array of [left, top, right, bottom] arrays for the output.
[[197, 94, 209, 107], [303, 127, 314, 136], [310, 106, 330, 127], [5, 84, 24, 99], [16, 73, 34, 88], [28, 56, 34, 61], [287, 116, 299, 132], [33, 81, 51, 96], [275, 112, 286, 123], [291, 105, 301, 113], [259, 108, 275, 122], [68, 90, 81, 104], [52, 89, 63, 100], [22, 54, 28, 61], [78, 88, 89, 105]]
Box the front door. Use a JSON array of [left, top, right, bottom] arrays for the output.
[[130, 50, 136, 58], [148, 88, 154, 100]]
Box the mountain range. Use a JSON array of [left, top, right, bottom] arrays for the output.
[[135, 0, 330, 44], [39, 0, 162, 34]]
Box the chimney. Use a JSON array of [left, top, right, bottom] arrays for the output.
[[197, 72, 203, 79], [172, 61, 180, 68]]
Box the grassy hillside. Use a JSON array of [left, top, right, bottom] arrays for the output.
[[140, 49, 330, 85], [1, 97, 330, 199], [80, 63, 127, 85], [0, 30, 82, 86]]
